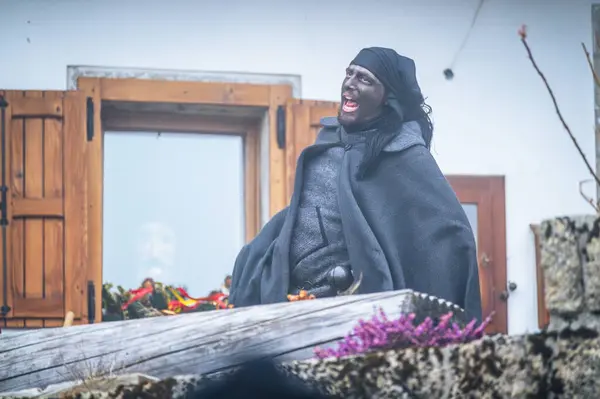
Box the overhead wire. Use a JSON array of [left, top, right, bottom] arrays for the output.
[[444, 0, 486, 79]]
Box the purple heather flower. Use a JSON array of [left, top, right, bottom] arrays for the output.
[[314, 309, 494, 359]]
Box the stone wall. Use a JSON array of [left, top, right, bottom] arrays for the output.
[[540, 215, 600, 331]]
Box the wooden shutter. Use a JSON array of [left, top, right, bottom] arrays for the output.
[[283, 99, 340, 202], [0, 90, 87, 328]]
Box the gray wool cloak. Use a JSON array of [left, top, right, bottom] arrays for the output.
[[229, 117, 482, 322]]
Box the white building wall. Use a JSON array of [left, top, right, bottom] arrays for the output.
[[0, 0, 596, 334]]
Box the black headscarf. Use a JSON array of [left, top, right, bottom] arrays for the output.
[[351, 47, 425, 121], [346, 47, 432, 179]]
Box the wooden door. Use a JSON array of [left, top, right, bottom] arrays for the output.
[[283, 99, 340, 202], [446, 176, 508, 334], [282, 102, 508, 333], [0, 90, 88, 328]]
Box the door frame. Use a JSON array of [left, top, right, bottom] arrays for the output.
[[530, 223, 548, 329], [78, 77, 294, 322], [446, 175, 508, 334]]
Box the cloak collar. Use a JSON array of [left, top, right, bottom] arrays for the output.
[[315, 117, 426, 153]]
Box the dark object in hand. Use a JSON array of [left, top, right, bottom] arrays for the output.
[[326, 265, 353, 292]]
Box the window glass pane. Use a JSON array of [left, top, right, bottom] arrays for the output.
[[461, 203, 478, 248], [102, 131, 244, 295]]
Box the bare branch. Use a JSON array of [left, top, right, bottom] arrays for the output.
[[519, 26, 600, 205], [579, 180, 599, 212], [582, 42, 600, 88]]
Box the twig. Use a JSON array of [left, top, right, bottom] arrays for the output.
[[519, 26, 600, 198], [579, 180, 599, 212], [582, 42, 600, 88], [63, 310, 74, 328]]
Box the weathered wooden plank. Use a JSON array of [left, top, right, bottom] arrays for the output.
[[62, 91, 87, 321], [267, 85, 292, 217], [98, 78, 272, 107], [10, 96, 63, 118], [0, 290, 462, 393], [11, 198, 63, 218]]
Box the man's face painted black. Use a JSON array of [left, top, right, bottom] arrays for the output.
[[338, 64, 386, 127]]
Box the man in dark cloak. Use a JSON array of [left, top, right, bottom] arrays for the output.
[[229, 47, 482, 321]]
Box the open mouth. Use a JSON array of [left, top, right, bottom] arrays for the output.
[[342, 95, 359, 113]]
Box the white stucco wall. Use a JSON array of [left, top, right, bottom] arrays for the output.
[[0, 0, 596, 335]]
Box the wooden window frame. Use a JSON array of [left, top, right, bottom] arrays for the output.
[[77, 77, 293, 322], [101, 109, 262, 242], [530, 223, 549, 329]]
